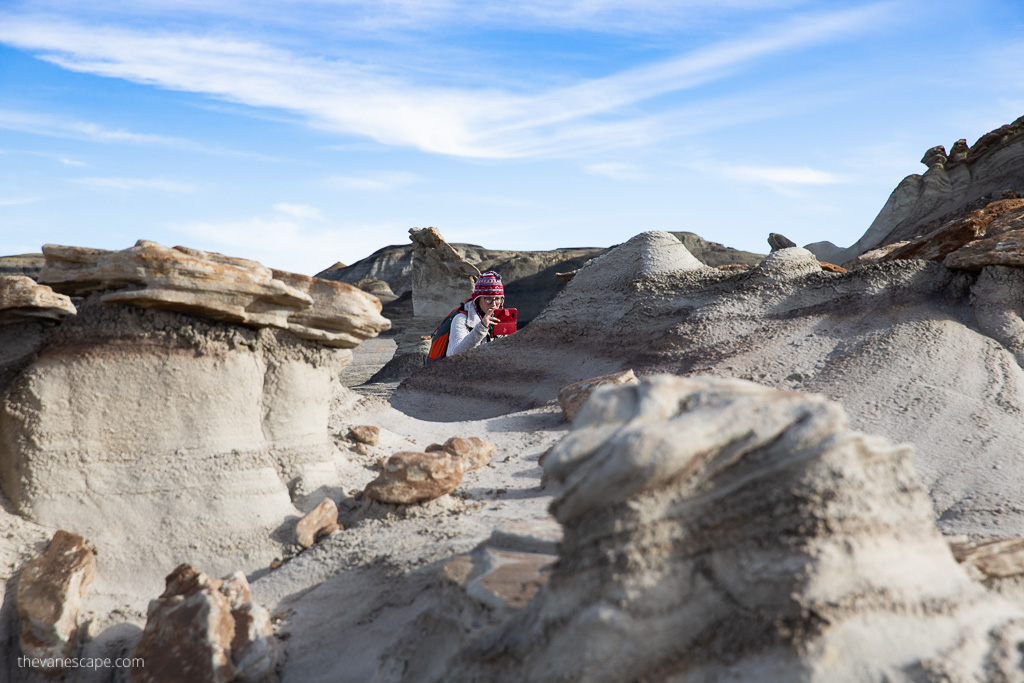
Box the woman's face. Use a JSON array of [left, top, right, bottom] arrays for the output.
[[478, 295, 503, 315]]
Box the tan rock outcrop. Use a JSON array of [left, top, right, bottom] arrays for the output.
[[441, 436, 496, 470], [443, 375, 1024, 682], [408, 227, 480, 322], [16, 530, 96, 673], [295, 498, 340, 548], [364, 451, 464, 504], [37, 240, 389, 346], [557, 369, 638, 422], [132, 564, 276, 683], [0, 275, 77, 324]]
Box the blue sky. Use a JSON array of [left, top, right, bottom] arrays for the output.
[[1, 0, 1022, 275]]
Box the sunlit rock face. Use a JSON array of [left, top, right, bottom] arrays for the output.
[[808, 115, 1024, 264], [0, 241, 390, 593], [441, 376, 1024, 683]]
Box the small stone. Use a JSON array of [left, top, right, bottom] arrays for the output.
[[364, 451, 464, 504], [348, 425, 380, 445], [353, 443, 372, 456], [270, 559, 283, 571], [295, 498, 339, 548], [425, 443, 444, 452], [443, 436, 497, 470], [557, 370, 639, 422]]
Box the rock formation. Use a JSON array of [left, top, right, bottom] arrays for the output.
[[0, 240, 391, 596], [807, 115, 1024, 263], [15, 530, 96, 674], [429, 436, 496, 470], [395, 231, 1024, 539], [0, 253, 45, 279], [441, 376, 1024, 682], [407, 227, 480, 322]]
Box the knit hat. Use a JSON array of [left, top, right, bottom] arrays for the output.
[[472, 271, 503, 301]]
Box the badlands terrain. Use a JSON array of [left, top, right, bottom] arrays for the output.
[[2, 115, 1024, 682]]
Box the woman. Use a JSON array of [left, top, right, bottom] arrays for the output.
[[446, 271, 504, 357]]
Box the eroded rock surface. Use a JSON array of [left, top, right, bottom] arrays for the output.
[[0, 275, 76, 324], [441, 376, 1024, 682], [16, 530, 96, 673], [557, 369, 638, 422], [408, 227, 480, 322]]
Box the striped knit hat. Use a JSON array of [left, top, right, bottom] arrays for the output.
[[472, 271, 503, 301]]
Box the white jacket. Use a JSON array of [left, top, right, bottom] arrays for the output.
[[446, 300, 491, 357]]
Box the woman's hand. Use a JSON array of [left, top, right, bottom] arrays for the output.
[[480, 311, 498, 330]]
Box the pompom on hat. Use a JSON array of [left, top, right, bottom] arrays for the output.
[[472, 271, 504, 301]]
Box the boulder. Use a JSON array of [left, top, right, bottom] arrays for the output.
[[15, 530, 96, 673], [295, 498, 341, 548], [132, 564, 276, 683], [348, 425, 381, 446], [441, 436, 496, 470], [442, 375, 1024, 682], [363, 451, 464, 504], [0, 275, 77, 324], [557, 370, 639, 422]]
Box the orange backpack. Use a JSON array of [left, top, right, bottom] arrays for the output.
[[425, 302, 469, 365]]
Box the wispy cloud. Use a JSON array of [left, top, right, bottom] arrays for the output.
[[0, 4, 897, 159], [172, 212, 402, 274], [327, 172, 424, 191], [72, 177, 197, 192], [0, 197, 41, 207], [273, 203, 325, 221], [585, 162, 648, 181]]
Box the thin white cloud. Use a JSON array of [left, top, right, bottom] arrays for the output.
[[0, 197, 41, 207], [719, 165, 840, 185], [327, 172, 424, 191], [0, 3, 898, 159], [171, 214, 403, 275], [585, 162, 648, 181], [273, 203, 325, 221], [72, 177, 197, 192]]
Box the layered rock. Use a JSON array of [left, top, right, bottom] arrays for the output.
[[132, 564, 276, 683], [808, 115, 1024, 263], [0, 253, 45, 279], [38, 240, 389, 344], [0, 275, 76, 324], [442, 376, 1024, 682], [15, 530, 96, 673]]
